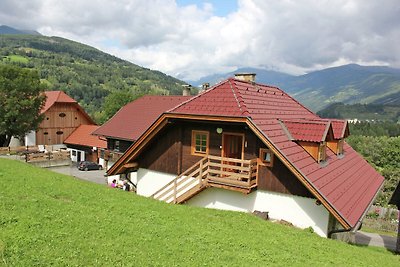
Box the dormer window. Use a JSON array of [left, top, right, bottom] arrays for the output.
[[280, 119, 333, 164]]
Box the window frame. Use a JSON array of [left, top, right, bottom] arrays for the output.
[[191, 130, 209, 156], [259, 148, 274, 167]]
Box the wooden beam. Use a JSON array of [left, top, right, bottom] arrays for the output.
[[123, 162, 138, 169]]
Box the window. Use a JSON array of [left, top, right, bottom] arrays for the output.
[[191, 130, 209, 155], [259, 148, 273, 166], [43, 132, 49, 135], [59, 112, 66, 117], [72, 150, 76, 156], [115, 140, 120, 152], [56, 131, 63, 135], [318, 142, 327, 162]]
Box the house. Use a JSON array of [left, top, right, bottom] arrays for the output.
[[64, 124, 107, 164], [389, 181, 400, 253], [107, 74, 384, 238], [92, 95, 191, 169], [25, 91, 95, 146]]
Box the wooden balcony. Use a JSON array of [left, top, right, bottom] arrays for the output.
[[206, 155, 258, 189], [151, 155, 258, 204]]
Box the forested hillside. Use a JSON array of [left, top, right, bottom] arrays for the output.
[[0, 35, 187, 122], [317, 102, 400, 122]]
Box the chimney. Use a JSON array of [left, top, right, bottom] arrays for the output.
[[234, 73, 256, 83], [202, 83, 210, 91], [182, 84, 191, 96]]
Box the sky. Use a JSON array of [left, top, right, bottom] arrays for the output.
[[0, 0, 399, 81]]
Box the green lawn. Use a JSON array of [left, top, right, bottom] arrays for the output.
[[0, 159, 399, 266], [1, 55, 29, 63]]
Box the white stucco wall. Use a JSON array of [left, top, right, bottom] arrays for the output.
[[186, 187, 330, 237], [68, 148, 85, 162], [25, 131, 36, 146], [136, 168, 330, 237], [136, 168, 176, 197]]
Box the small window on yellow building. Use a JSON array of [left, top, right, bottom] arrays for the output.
[[259, 148, 273, 166], [192, 130, 209, 155]]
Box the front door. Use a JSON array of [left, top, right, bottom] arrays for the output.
[[222, 133, 244, 159], [222, 133, 244, 175]]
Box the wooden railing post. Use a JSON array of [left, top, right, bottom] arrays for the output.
[[173, 179, 177, 204], [248, 162, 252, 186], [199, 159, 204, 186]]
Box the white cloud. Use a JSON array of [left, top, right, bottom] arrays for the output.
[[0, 0, 399, 80]]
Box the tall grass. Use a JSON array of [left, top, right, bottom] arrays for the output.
[[0, 159, 399, 266]]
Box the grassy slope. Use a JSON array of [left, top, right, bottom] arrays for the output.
[[0, 159, 399, 266]]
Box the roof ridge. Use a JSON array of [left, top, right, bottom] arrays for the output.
[[228, 79, 250, 116]]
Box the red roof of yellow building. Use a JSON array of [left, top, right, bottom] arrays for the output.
[[64, 125, 106, 149]]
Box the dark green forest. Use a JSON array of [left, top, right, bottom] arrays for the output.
[[0, 35, 188, 123]]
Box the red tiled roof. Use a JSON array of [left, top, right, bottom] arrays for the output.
[[93, 95, 191, 141], [64, 125, 106, 149], [330, 119, 349, 139], [41, 91, 77, 114], [281, 119, 331, 142], [170, 78, 384, 228]]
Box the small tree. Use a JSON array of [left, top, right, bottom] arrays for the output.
[[0, 65, 46, 147]]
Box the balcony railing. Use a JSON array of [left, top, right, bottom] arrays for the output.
[[152, 155, 258, 204]]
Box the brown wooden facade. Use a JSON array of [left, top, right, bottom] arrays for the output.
[[36, 103, 93, 145], [137, 119, 313, 198]]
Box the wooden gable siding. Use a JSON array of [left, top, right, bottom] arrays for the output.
[[257, 159, 313, 197], [137, 120, 312, 198], [36, 103, 93, 145], [298, 141, 320, 161]]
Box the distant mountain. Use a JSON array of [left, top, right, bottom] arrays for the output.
[[192, 64, 400, 111], [0, 35, 186, 122], [188, 67, 294, 87], [0, 25, 41, 35]]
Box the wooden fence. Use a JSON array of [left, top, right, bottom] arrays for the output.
[[26, 150, 70, 162], [0, 146, 70, 163], [0, 146, 39, 155]]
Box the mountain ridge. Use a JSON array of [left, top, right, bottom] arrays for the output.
[[0, 25, 41, 35], [190, 64, 400, 111]]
